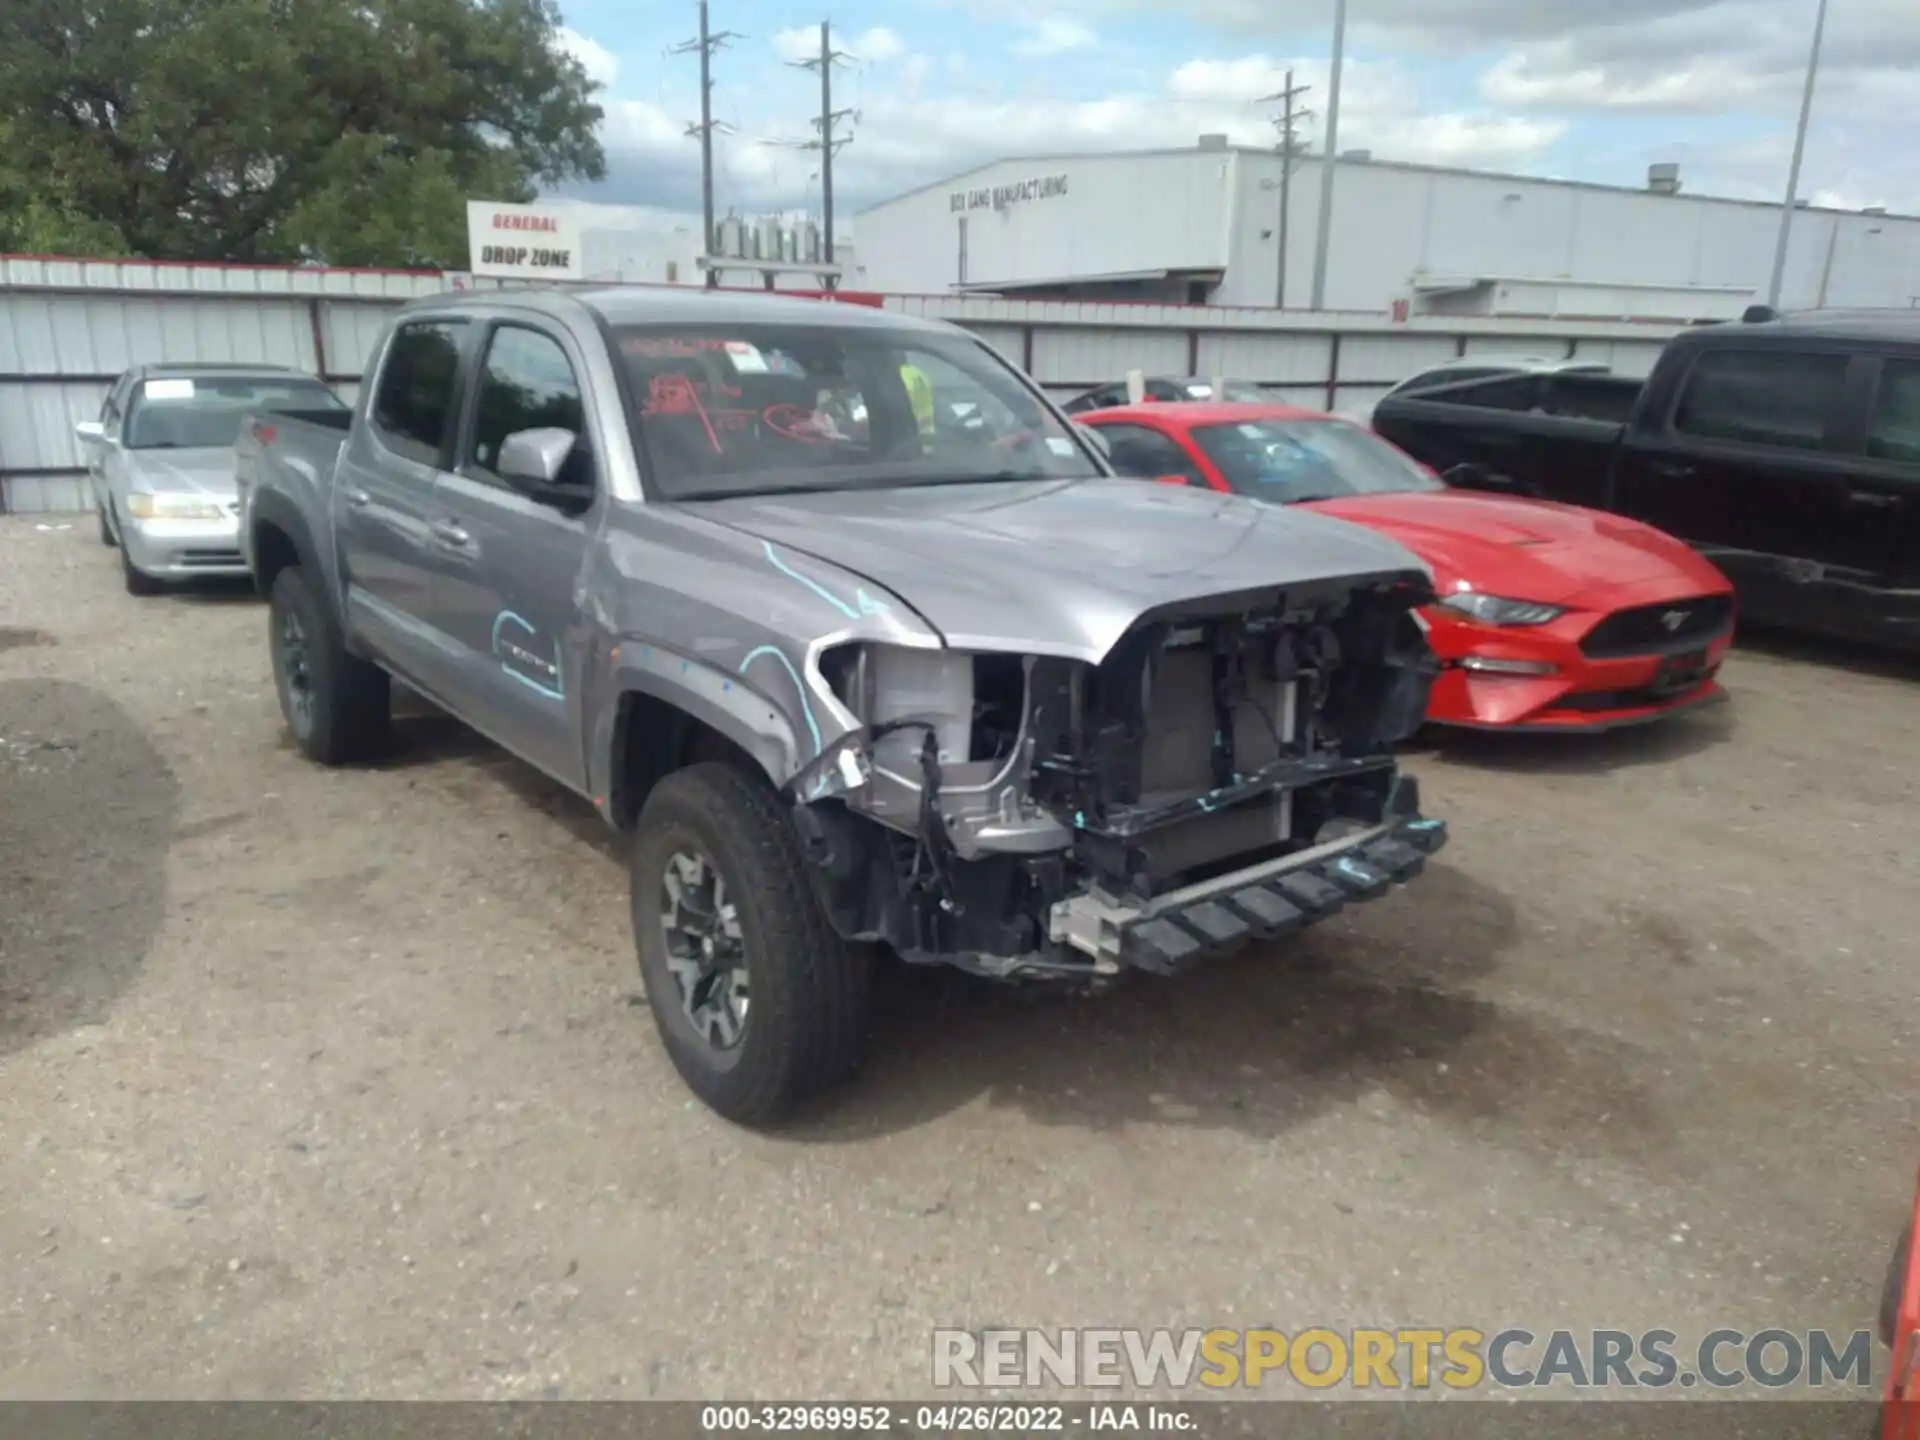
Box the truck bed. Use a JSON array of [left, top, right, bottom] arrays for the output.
[[233, 407, 352, 574], [1372, 370, 1642, 511]]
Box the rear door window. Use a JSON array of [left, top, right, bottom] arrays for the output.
[[1672, 349, 1849, 453], [372, 321, 468, 464], [1094, 424, 1203, 483], [1866, 359, 1920, 466]]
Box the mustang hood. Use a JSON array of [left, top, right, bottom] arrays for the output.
[[691, 478, 1431, 662], [124, 447, 241, 499], [1306, 490, 1705, 605]]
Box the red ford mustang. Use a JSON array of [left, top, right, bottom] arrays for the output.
[[1079, 401, 1736, 732]]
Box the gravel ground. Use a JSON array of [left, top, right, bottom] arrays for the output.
[[1, 513, 1917, 1402]]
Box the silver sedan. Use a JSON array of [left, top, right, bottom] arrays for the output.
[[77, 365, 346, 595]]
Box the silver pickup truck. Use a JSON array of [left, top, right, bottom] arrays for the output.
[[236, 286, 1449, 1126]]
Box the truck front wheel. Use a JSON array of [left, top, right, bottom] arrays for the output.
[[268, 565, 390, 764], [632, 762, 872, 1127]]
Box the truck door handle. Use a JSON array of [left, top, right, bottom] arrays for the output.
[[429, 519, 472, 548], [1846, 490, 1900, 510], [345, 488, 371, 510], [1652, 461, 1697, 480]]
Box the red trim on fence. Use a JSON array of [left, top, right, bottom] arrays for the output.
[[1, 251, 446, 278]]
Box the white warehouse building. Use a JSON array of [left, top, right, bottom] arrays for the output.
[[851, 139, 1920, 321]]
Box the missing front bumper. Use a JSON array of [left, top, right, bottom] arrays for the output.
[[1048, 815, 1448, 977]]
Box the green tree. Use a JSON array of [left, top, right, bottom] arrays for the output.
[[0, 0, 605, 267]]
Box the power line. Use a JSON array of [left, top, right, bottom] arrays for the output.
[[671, 1, 744, 287], [773, 21, 856, 285], [1309, 0, 1348, 311], [1256, 70, 1313, 310]]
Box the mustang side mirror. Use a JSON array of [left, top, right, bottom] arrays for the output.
[[499, 427, 592, 513], [1075, 423, 1112, 461], [75, 420, 105, 443]]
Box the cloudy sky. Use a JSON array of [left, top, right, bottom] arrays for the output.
[[550, 0, 1920, 226]]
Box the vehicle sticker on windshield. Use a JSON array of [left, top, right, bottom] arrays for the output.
[[144, 379, 197, 401], [724, 341, 769, 373], [1046, 436, 1075, 456]]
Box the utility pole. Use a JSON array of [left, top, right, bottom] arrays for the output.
[[672, 1, 742, 287], [1768, 0, 1831, 308], [1308, 0, 1347, 311], [788, 21, 856, 286], [1256, 70, 1312, 309]]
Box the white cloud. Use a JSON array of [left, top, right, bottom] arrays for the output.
[[771, 26, 818, 63], [1012, 17, 1099, 57], [556, 26, 620, 89], [583, 48, 1571, 219], [773, 24, 904, 65], [852, 27, 908, 63]]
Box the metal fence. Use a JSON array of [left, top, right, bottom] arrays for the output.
[[0, 254, 1681, 514]]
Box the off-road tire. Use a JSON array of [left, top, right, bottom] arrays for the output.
[[268, 564, 390, 764], [97, 505, 115, 547], [120, 540, 164, 596], [632, 762, 872, 1127]]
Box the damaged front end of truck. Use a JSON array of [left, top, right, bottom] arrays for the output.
[[784, 571, 1449, 983]]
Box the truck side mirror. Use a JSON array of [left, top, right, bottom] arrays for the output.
[[499, 427, 591, 512], [75, 420, 105, 443]]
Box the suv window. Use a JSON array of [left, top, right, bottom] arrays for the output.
[[1867, 360, 1920, 465], [1672, 348, 1848, 453], [373, 320, 467, 462], [471, 326, 591, 487], [1095, 423, 1202, 483], [1063, 385, 1124, 415]]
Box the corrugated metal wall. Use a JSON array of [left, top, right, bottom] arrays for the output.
[[0, 257, 457, 512], [0, 255, 1683, 513]]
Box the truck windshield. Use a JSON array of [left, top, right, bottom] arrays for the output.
[[124, 375, 344, 450], [612, 323, 1102, 499], [1189, 418, 1442, 503]]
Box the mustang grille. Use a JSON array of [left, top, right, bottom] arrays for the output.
[[1579, 595, 1733, 658]]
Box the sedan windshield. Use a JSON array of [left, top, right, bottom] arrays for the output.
[[1189, 417, 1441, 502], [125, 375, 344, 450], [613, 322, 1103, 500]]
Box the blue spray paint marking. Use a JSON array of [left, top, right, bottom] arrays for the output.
[[490, 611, 565, 701], [1073, 810, 1086, 829], [1197, 797, 1217, 813], [1408, 819, 1441, 831], [763, 541, 891, 620], [764, 542, 859, 620], [1336, 857, 1374, 882], [740, 644, 823, 755]]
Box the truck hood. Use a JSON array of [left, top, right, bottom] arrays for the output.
[[1304, 490, 1706, 606], [124, 447, 239, 498], [686, 478, 1431, 663]]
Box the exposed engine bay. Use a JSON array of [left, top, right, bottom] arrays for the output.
[[785, 573, 1448, 982]]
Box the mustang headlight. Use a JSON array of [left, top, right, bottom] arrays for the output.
[[1434, 592, 1564, 627], [126, 492, 227, 521]]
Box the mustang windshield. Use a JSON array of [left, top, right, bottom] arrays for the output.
[[614, 323, 1103, 500], [124, 375, 343, 450], [1190, 417, 1443, 502]]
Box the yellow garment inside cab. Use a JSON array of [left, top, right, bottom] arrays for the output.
[[899, 363, 936, 437]]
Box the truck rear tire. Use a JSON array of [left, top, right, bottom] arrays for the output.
[[632, 762, 872, 1128], [268, 564, 390, 764]]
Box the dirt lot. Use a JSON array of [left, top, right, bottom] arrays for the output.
[[2, 512, 1917, 1401]]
